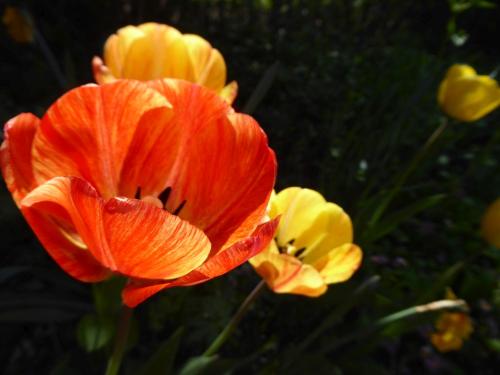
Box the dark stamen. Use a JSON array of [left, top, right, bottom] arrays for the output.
[[158, 187, 172, 206], [288, 239, 295, 245], [173, 200, 187, 216], [295, 247, 306, 258], [134, 186, 141, 199]]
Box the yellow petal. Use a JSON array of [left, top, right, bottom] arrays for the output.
[[295, 202, 353, 261], [438, 64, 500, 122], [481, 198, 500, 248], [182, 34, 227, 91], [92, 56, 116, 84], [104, 25, 145, 77], [273, 187, 328, 245], [311, 243, 362, 284], [431, 332, 464, 352], [219, 81, 238, 104], [250, 241, 327, 297]]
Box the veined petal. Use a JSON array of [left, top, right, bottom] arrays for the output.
[[122, 217, 279, 307], [312, 243, 362, 284], [104, 25, 145, 77], [1, 113, 39, 205], [122, 79, 276, 250], [183, 34, 226, 91], [21, 176, 211, 281], [20, 177, 110, 282], [31, 80, 170, 198]]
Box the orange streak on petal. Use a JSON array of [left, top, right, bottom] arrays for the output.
[[1, 113, 39, 205], [122, 217, 279, 307]]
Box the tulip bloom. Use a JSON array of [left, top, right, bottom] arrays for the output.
[[2, 6, 33, 43], [438, 64, 500, 122], [481, 198, 500, 248], [92, 22, 237, 104], [1, 79, 277, 307], [250, 187, 362, 296], [431, 290, 472, 352]]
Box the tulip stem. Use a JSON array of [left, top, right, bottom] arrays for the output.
[[368, 117, 449, 230], [105, 305, 133, 375], [203, 280, 266, 357]]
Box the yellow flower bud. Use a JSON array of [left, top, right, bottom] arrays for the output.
[[438, 64, 500, 122], [481, 198, 500, 248]]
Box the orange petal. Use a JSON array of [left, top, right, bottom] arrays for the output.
[[122, 79, 276, 249], [251, 246, 327, 297], [31, 80, 170, 199], [92, 56, 116, 84], [20, 177, 111, 282], [1, 113, 39, 205], [21, 176, 211, 282], [122, 217, 279, 307]]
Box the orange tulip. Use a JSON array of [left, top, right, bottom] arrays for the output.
[[430, 289, 473, 352], [92, 22, 237, 104], [250, 187, 362, 297], [1, 79, 277, 307]]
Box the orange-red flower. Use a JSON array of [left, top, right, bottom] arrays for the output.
[[92, 22, 237, 104], [1, 79, 277, 307]]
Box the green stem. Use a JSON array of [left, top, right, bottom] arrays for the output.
[[105, 306, 133, 375], [319, 298, 467, 355], [203, 280, 266, 357], [368, 117, 449, 229]]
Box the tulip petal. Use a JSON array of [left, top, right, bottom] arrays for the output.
[[312, 243, 362, 284], [32, 80, 170, 199], [183, 34, 226, 91], [219, 81, 238, 104], [481, 198, 500, 248], [250, 241, 327, 297], [104, 25, 145, 77], [122, 217, 279, 307], [122, 79, 276, 250], [20, 177, 111, 282], [1, 113, 39, 204], [21, 176, 211, 282], [92, 56, 116, 84]]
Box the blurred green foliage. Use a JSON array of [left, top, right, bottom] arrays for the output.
[[1, 0, 499, 374]]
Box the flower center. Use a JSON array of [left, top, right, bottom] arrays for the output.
[[277, 239, 306, 259], [134, 186, 187, 216]]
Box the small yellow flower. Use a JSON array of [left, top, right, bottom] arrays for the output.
[[250, 187, 362, 297], [431, 289, 473, 353], [481, 198, 500, 248], [2, 6, 33, 43], [438, 64, 500, 122], [92, 22, 237, 104]]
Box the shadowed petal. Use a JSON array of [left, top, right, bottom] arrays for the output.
[[122, 217, 279, 307], [21, 176, 211, 282], [1, 113, 39, 205]]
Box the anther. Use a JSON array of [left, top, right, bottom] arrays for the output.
[[158, 187, 172, 207], [173, 200, 187, 216], [134, 186, 141, 199]]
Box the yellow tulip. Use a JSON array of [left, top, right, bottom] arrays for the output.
[[481, 198, 500, 248], [249, 187, 362, 297], [2, 6, 33, 43], [438, 64, 500, 122], [92, 22, 237, 104], [430, 289, 473, 352]]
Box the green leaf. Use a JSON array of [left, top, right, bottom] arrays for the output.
[[138, 327, 184, 375], [178, 355, 218, 375], [76, 313, 114, 352], [364, 194, 446, 243]]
